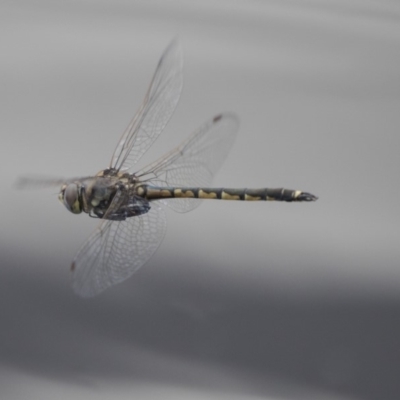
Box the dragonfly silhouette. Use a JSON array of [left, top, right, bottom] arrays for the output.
[[20, 40, 317, 297]]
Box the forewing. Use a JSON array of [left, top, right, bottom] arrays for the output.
[[110, 39, 183, 171], [15, 175, 94, 189], [71, 204, 167, 297], [135, 113, 240, 212]]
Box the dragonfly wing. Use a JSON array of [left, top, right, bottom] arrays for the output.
[[136, 112, 240, 213], [110, 39, 183, 172], [71, 203, 167, 297], [15, 175, 96, 189]]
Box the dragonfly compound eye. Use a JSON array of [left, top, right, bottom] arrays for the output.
[[62, 183, 82, 214]]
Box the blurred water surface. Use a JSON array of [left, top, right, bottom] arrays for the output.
[[1, 1, 400, 399]]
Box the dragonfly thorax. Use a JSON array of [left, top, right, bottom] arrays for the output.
[[59, 183, 83, 214]]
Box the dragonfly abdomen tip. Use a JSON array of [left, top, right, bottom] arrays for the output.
[[297, 192, 318, 202]]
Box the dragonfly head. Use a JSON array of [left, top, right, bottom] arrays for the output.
[[59, 183, 83, 214]]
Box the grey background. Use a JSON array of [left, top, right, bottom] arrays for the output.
[[1, 1, 400, 399]]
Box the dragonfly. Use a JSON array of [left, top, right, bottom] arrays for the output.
[[20, 40, 317, 297]]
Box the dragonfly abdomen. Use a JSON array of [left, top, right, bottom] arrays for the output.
[[139, 185, 317, 202]]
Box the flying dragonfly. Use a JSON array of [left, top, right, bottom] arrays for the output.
[[20, 40, 317, 297]]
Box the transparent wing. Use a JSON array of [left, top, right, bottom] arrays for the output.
[[15, 175, 94, 189], [110, 39, 183, 172], [71, 203, 167, 297], [135, 113, 240, 213]]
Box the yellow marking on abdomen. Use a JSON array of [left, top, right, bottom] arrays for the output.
[[198, 190, 217, 199], [221, 191, 241, 200], [137, 186, 145, 197], [146, 188, 173, 198], [160, 189, 172, 197], [174, 189, 195, 198], [244, 194, 261, 201], [293, 190, 302, 199]]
